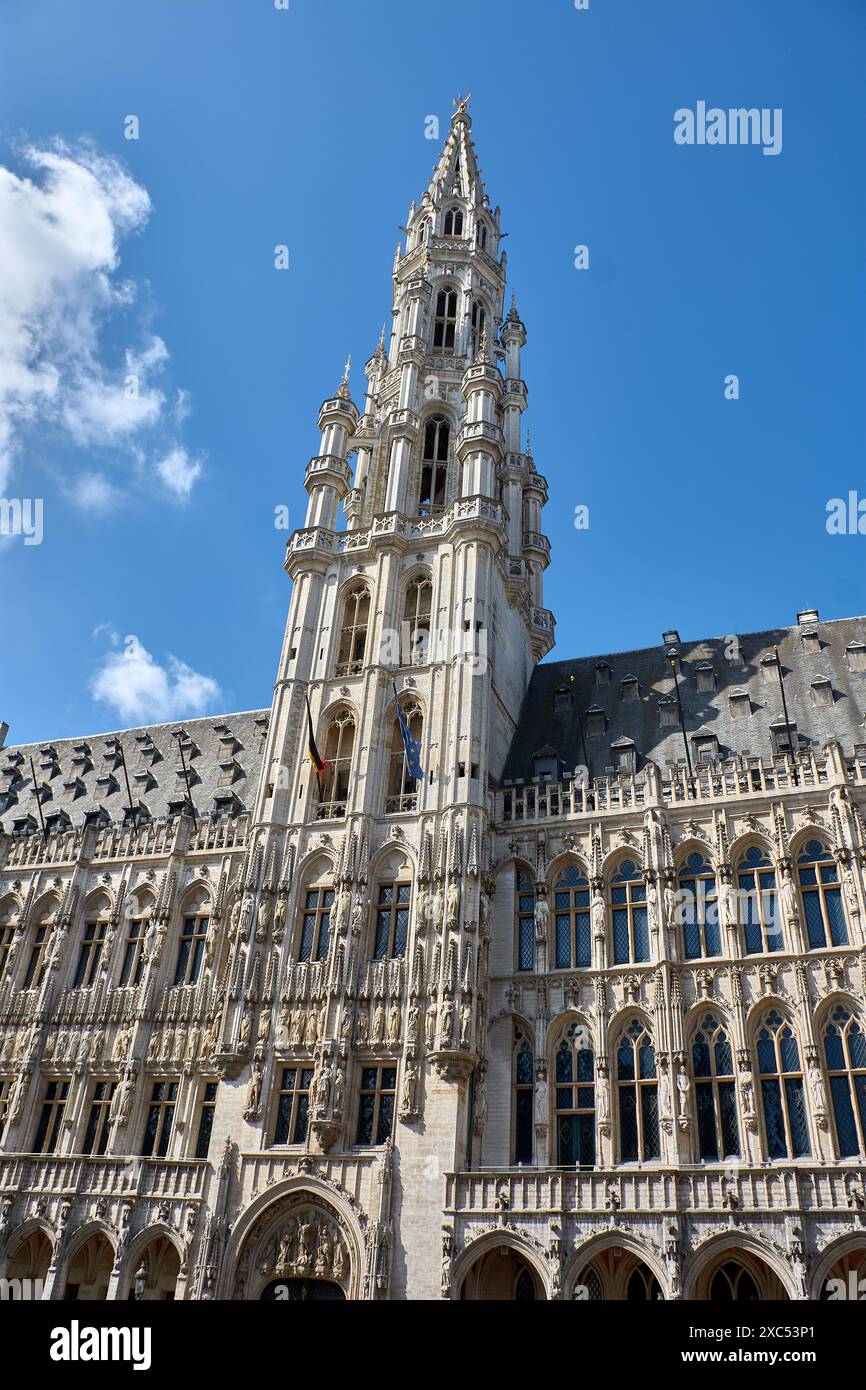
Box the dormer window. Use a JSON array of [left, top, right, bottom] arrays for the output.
[[729, 689, 751, 720], [443, 206, 464, 237], [847, 641, 866, 672], [760, 652, 780, 683], [770, 720, 798, 756], [810, 677, 833, 707], [801, 629, 821, 655], [692, 732, 719, 764], [695, 662, 715, 693], [610, 738, 636, 776], [595, 662, 610, 686], [554, 687, 573, 715], [585, 705, 606, 738], [658, 696, 678, 728], [532, 746, 559, 782], [620, 675, 639, 702]]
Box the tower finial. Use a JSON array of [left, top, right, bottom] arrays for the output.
[[452, 92, 471, 118], [342, 354, 351, 385]]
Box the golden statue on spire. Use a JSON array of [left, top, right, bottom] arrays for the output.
[[452, 92, 471, 116]]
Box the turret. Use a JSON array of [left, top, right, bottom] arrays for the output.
[[303, 361, 359, 531]]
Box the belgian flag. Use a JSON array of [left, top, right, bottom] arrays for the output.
[[305, 693, 326, 778]]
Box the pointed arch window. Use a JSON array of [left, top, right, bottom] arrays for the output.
[[692, 1013, 740, 1159], [418, 415, 450, 515], [385, 700, 423, 814], [335, 584, 370, 677], [798, 839, 848, 949], [469, 300, 486, 357], [372, 881, 411, 960], [173, 902, 210, 986], [737, 846, 780, 954], [554, 1023, 595, 1166], [403, 574, 432, 663], [617, 1019, 660, 1161], [627, 1266, 662, 1301], [443, 206, 464, 237], [318, 707, 356, 818], [756, 1009, 810, 1158], [0, 900, 17, 979], [823, 1004, 866, 1158], [514, 1026, 534, 1164], [553, 865, 591, 968], [476, 221, 488, 251], [298, 885, 334, 962], [432, 289, 458, 353], [22, 913, 53, 991], [516, 868, 535, 972], [611, 860, 649, 965], [710, 1263, 760, 1301], [72, 918, 107, 989], [678, 853, 721, 959]]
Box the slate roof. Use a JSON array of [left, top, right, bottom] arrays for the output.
[[501, 612, 866, 784], [0, 709, 270, 833]]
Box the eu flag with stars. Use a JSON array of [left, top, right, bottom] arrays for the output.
[[394, 684, 424, 782]]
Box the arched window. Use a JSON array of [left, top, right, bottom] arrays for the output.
[[418, 415, 450, 515], [73, 894, 111, 989], [385, 700, 423, 813], [710, 1262, 759, 1301], [554, 1022, 595, 1166], [372, 880, 411, 960], [798, 839, 848, 948], [118, 895, 152, 988], [469, 299, 486, 356], [678, 853, 721, 959], [692, 1013, 740, 1159], [298, 883, 334, 962], [318, 707, 356, 818], [22, 905, 55, 991], [415, 219, 429, 248], [516, 868, 535, 972], [616, 1019, 660, 1161], [823, 1004, 866, 1158], [626, 1265, 662, 1301], [737, 846, 780, 954], [432, 289, 458, 353], [173, 893, 210, 986], [335, 585, 370, 677], [756, 1009, 810, 1158], [0, 898, 18, 980], [403, 575, 432, 663], [553, 865, 591, 968], [575, 1265, 604, 1300], [476, 221, 488, 251], [611, 860, 649, 965], [443, 206, 463, 237], [514, 1026, 534, 1164]]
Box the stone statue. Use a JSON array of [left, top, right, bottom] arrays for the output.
[[425, 1000, 437, 1050], [676, 1063, 691, 1120], [809, 1065, 827, 1114], [659, 1065, 673, 1119], [534, 896, 549, 941], [533, 1075, 548, 1127]]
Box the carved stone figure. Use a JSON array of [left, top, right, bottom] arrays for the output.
[[809, 1064, 827, 1114], [446, 880, 460, 929], [439, 996, 454, 1048], [676, 1063, 691, 1120], [425, 1001, 437, 1050]]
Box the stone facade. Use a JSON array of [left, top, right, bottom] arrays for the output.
[[1, 103, 865, 1301]]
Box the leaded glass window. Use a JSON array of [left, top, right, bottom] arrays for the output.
[[514, 1029, 534, 1164], [33, 1078, 70, 1154], [298, 886, 334, 962], [737, 846, 780, 954], [516, 868, 535, 972], [195, 1081, 218, 1159], [173, 912, 209, 986], [756, 1009, 810, 1159], [432, 288, 458, 352], [82, 1080, 116, 1156], [554, 1024, 595, 1166], [22, 922, 50, 991], [554, 865, 591, 969], [372, 882, 411, 960], [73, 919, 107, 989], [118, 918, 146, 988], [611, 860, 648, 965], [824, 1005, 866, 1158], [692, 1014, 740, 1160], [356, 1065, 396, 1146], [141, 1079, 178, 1159], [798, 839, 848, 949], [678, 853, 721, 959], [335, 584, 371, 677], [274, 1066, 313, 1146], [617, 1019, 659, 1161]]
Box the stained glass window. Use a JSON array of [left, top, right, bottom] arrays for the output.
[[823, 1005, 866, 1158], [756, 1010, 810, 1159], [678, 853, 721, 959], [692, 1014, 740, 1160], [737, 846, 779, 954], [798, 840, 848, 949], [611, 860, 648, 965], [617, 1019, 659, 1161], [553, 865, 591, 969]]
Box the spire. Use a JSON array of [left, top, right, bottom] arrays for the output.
[[426, 94, 486, 204], [337, 355, 351, 399]]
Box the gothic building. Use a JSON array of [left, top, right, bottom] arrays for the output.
[[1, 102, 865, 1302]]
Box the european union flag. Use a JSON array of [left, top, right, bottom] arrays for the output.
[[394, 684, 424, 782]]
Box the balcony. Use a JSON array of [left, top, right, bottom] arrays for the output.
[[0, 1153, 210, 1202]]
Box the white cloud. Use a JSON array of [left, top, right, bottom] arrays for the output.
[[0, 140, 201, 499], [155, 445, 202, 501], [90, 634, 221, 724], [66, 470, 122, 514]]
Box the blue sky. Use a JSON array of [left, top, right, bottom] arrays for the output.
[[1, 0, 864, 745]]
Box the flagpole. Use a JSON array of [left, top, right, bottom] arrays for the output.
[[668, 654, 695, 798], [172, 730, 198, 832], [772, 644, 799, 787], [29, 756, 47, 839], [115, 737, 138, 831]]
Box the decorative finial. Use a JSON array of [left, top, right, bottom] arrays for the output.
[[378, 323, 386, 351], [452, 92, 471, 117], [342, 355, 351, 385], [526, 429, 533, 457]]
